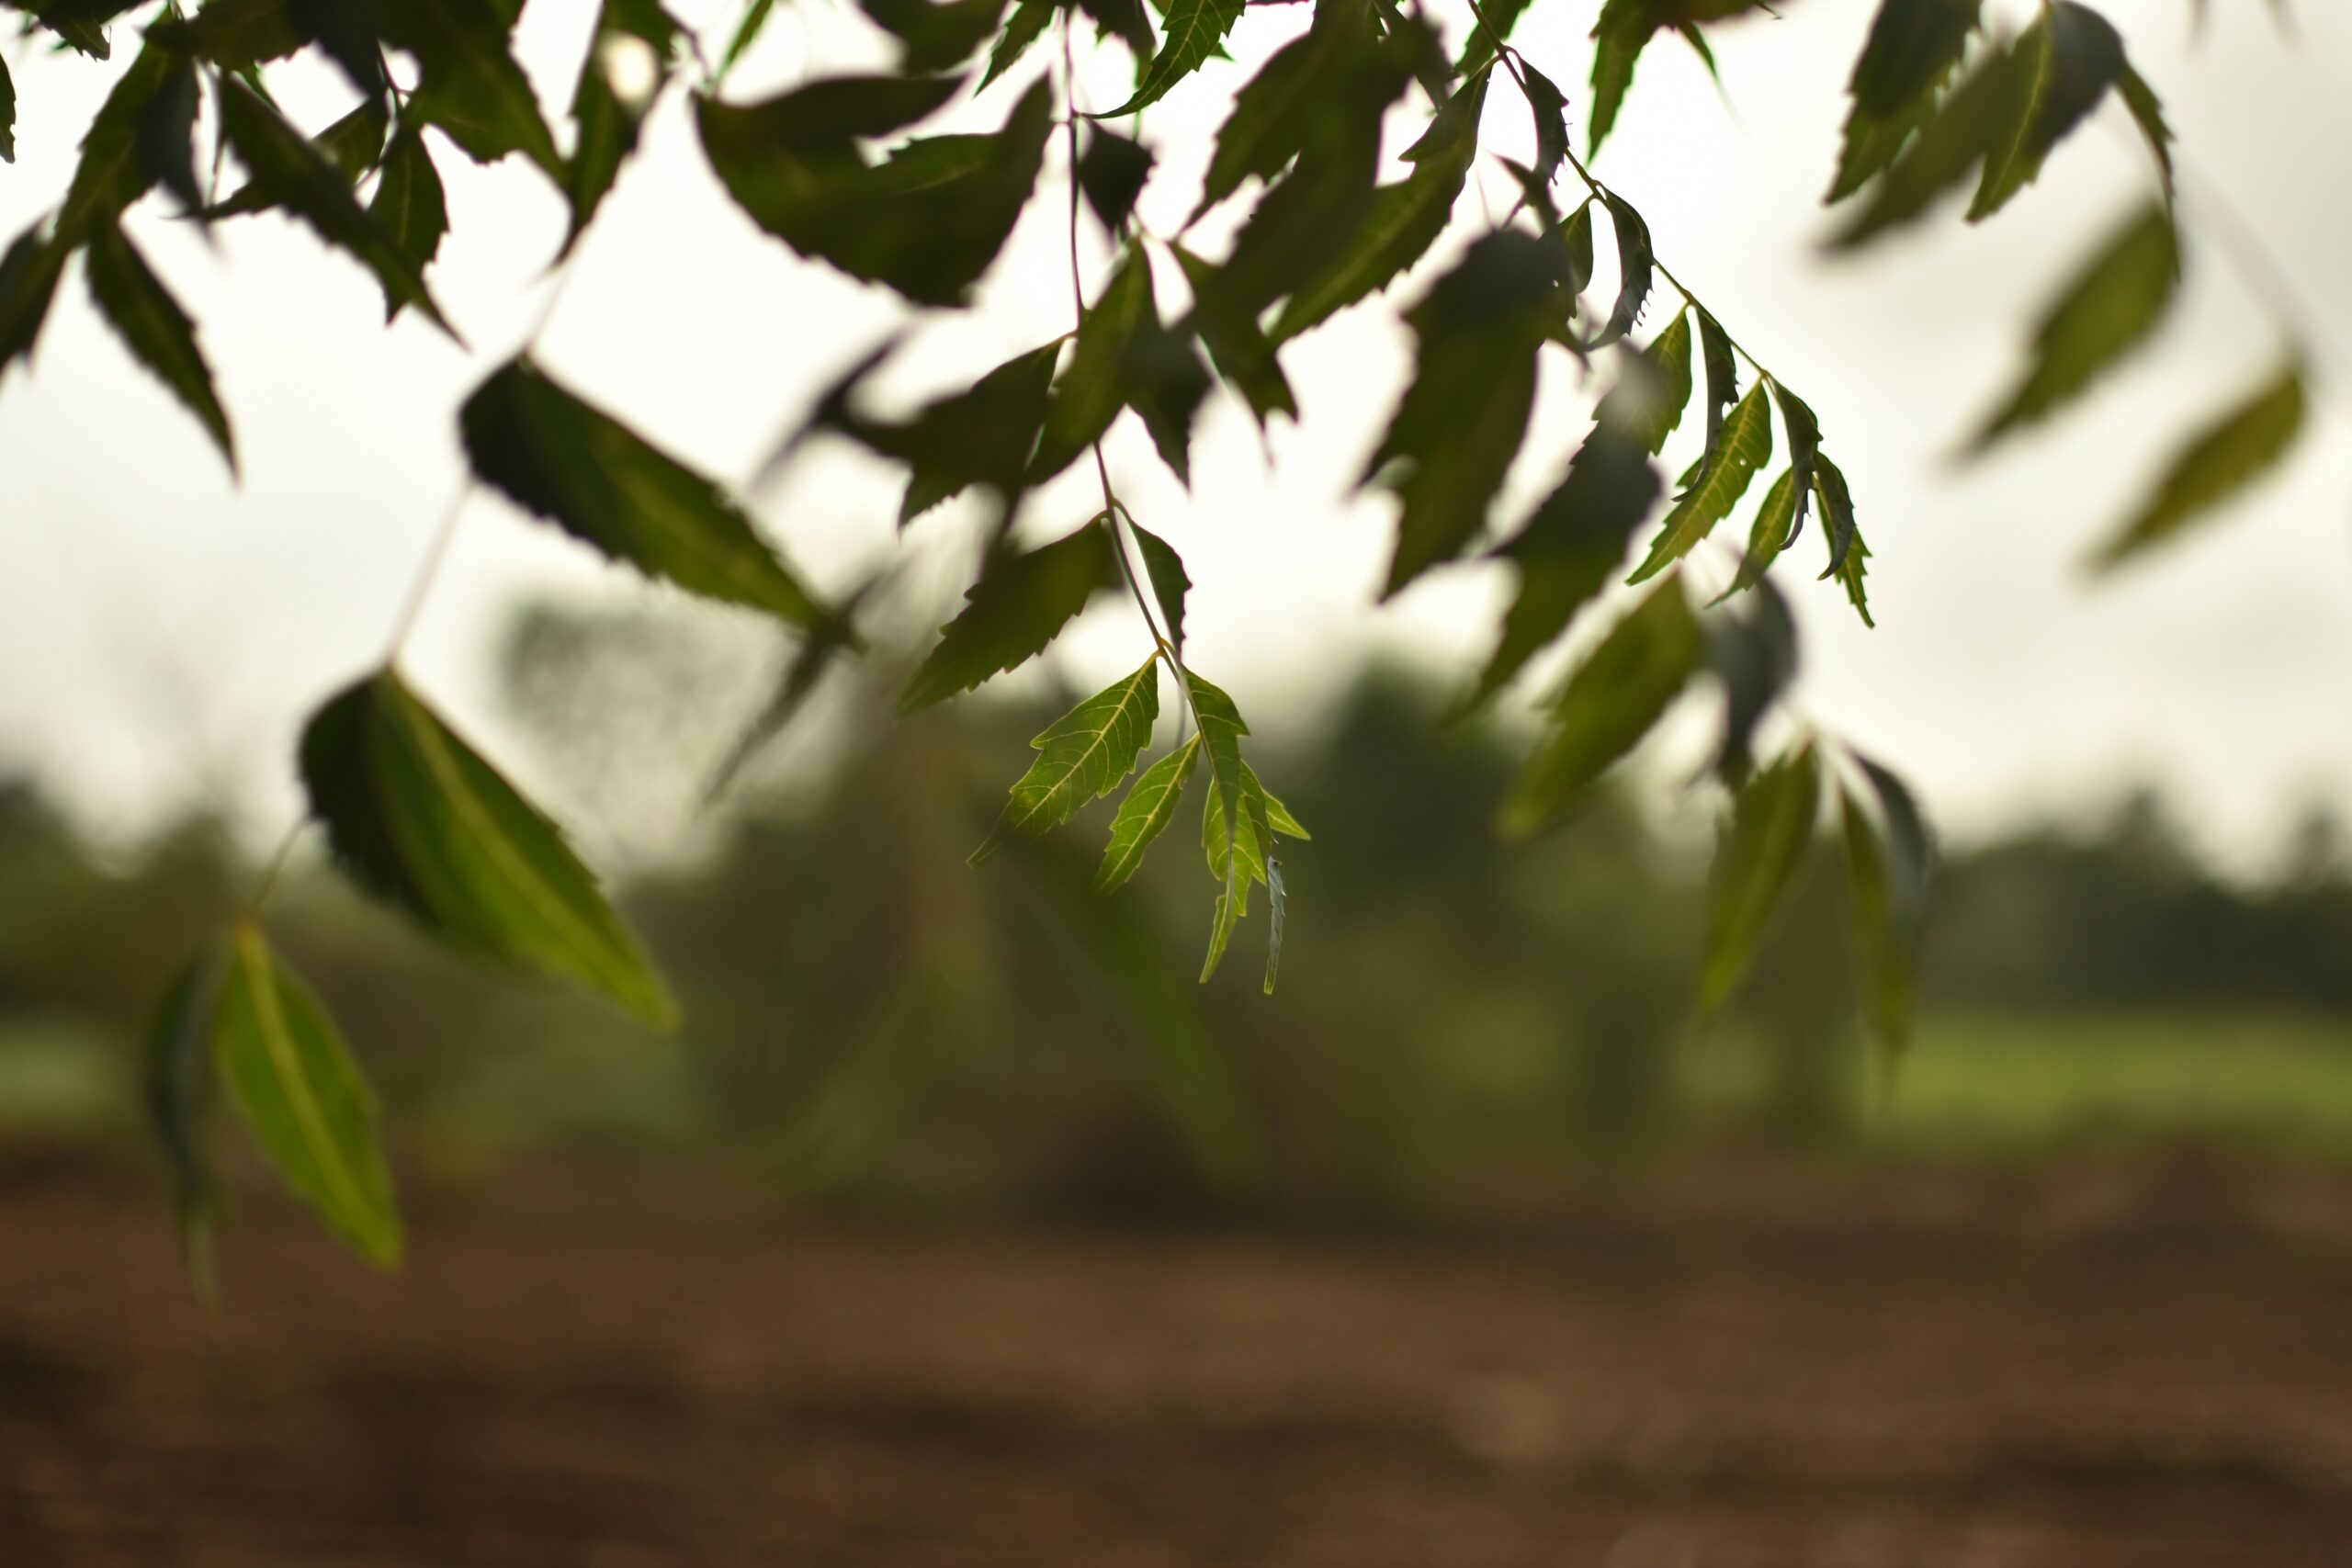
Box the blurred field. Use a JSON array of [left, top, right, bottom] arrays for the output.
[[6, 1145, 2352, 1566]]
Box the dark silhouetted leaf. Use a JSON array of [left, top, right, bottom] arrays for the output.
[[1521, 60, 1568, 190], [379, 0, 563, 176], [2091, 366, 2305, 573], [1031, 244, 1154, 481], [0, 55, 14, 164], [214, 924, 401, 1265], [1973, 203, 2177, 449], [1100, 0, 1242, 117], [900, 522, 1118, 711], [1122, 321, 1213, 484], [1630, 377, 1772, 581], [1173, 243, 1296, 425], [719, 0, 778, 81], [1829, 33, 2020, 249], [1588, 0, 1653, 157], [1770, 379, 1819, 545], [864, 0, 1008, 71], [84, 219, 236, 474], [136, 55, 202, 215], [462, 359, 830, 629], [59, 38, 172, 241], [973, 657, 1160, 864], [1498, 575, 1698, 837], [1078, 126, 1153, 233], [1828, 0, 1980, 202], [1598, 193, 1652, 346], [1098, 732, 1199, 891], [141, 942, 228, 1276], [1700, 740, 1821, 1011], [564, 0, 684, 254], [209, 97, 388, 219], [0, 220, 71, 378], [1840, 750, 1934, 1066], [867, 342, 1060, 524], [301, 671, 677, 1027], [1705, 574, 1796, 782], [368, 125, 448, 319], [1129, 520, 1190, 656], [979, 0, 1053, 88], [1630, 308, 1693, 455]]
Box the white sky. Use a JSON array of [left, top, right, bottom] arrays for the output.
[[1, 0, 2347, 873]]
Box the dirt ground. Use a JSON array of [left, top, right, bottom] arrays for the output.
[[5, 1148, 2352, 1567]]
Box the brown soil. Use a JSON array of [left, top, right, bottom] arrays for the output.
[[5, 1150, 2351, 1566]]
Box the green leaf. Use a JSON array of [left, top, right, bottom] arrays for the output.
[[149, 0, 310, 70], [301, 671, 677, 1027], [1193, 28, 1320, 219], [1099, 0, 1243, 118], [1969, 2, 2121, 222], [367, 125, 449, 320], [1828, 0, 1980, 202], [1972, 204, 2177, 450], [719, 0, 778, 81], [209, 97, 388, 220], [1697, 309, 1736, 450], [1597, 194, 1653, 347], [462, 358, 830, 630], [1840, 750, 1934, 1067], [1031, 245, 1154, 481], [1364, 231, 1557, 598], [866, 342, 1061, 525], [1716, 465, 1797, 603], [1078, 126, 1153, 233], [84, 219, 236, 475], [1829, 33, 2024, 249], [1122, 321, 1214, 485], [379, 0, 563, 177], [2090, 367, 2306, 573], [1705, 573, 1797, 784], [216, 77, 454, 335], [0, 54, 15, 164], [1521, 60, 1568, 190], [1199, 753, 1294, 985], [1815, 456, 1874, 626], [1498, 575, 1699, 837], [1460, 424, 1659, 716], [973, 657, 1161, 864], [1588, 0, 1654, 157], [1097, 732, 1200, 892], [979, 0, 1054, 89], [136, 55, 202, 215], [1699, 741, 1822, 1012], [1770, 379, 1819, 545], [564, 0, 684, 254], [863, 0, 1010, 71], [1076, 0, 1153, 62], [58, 37, 172, 241], [1185, 667, 1250, 973], [2117, 62, 2173, 197], [1173, 243, 1296, 425], [900, 522, 1118, 711], [0, 220, 70, 378], [141, 942, 229, 1274], [698, 78, 1052, 306], [1261, 852, 1286, 994], [213, 924, 403, 1266], [1128, 520, 1190, 657], [1630, 309, 1693, 455], [1629, 377, 1772, 582]]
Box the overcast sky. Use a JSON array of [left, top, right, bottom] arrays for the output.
[[1, 0, 2346, 873]]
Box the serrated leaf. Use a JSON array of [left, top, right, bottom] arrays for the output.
[[1460, 426, 1659, 716], [58, 37, 172, 241], [1716, 466, 1797, 603], [1969, 2, 2120, 222], [149, 0, 310, 70], [1193, 28, 1322, 220], [1076, 0, 1153, 62], [0, 220, 67, 376], [1770, 380, 1819, 545], [1696, 309, 1736, 448], [1631, 309, 1693, 455], [368, 125, 448, 319], [698, 78, 1052, 305], [564, 0, 684, 254], [135, 55, 202, 215], [2090, 367, 2305, 573], [1830, 33, 2022, 249], [1973, 203, 2177, 449], [979, 0, 1054, 89], [1031, 244, 1154, 481], [1498, 575, 1699, 837], [1521, 60, 1568, 190], [1097, 732, 1200, 891], [209, 97, 388, 219], [864, 342, 1060, 524], [302, 671, 676, 1026], [1564, 200, 1596, 299], [1128, 520, 1190, 656], [1588, 0, 1653, 157], [216, 77, 454, 335], [1597, 194, 1653, 347], [973, 657, 1160, 864], [379, 0, 563, 177], [141, 942, 229, 1272], [1828, 0, 1980, 202], [462, 358, 830, 629], [84, 219, 236, 475], [1364, 231, 1557, 597], [719, 0, 778, 81], [1122, 321, 1213, 485], [1840, 750, 1934, 1066], [900, 522, 1118, 711], [863, 0, 1009, 72], [1099, 0, 1242, 117], [2117, 62, 2173, 197], [1699, 741, 1821, 1012], [211, 924, 403, 1265], [1078, 126, 1153, 233], [1173, 243, 1296, 425], [1629, 378, 1772, 581], [1813, 449, 1858, 578]]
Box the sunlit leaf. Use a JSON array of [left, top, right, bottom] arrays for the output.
[[2090, 366, 2306, 573], [1972, 204, 2177, 450], [58, 37, 172, 241], [1629, 377, 1772, 581], [301, 671, 677, 1026], [1716, 465, 1797, 603], [84, 218, 236, 475], [1097, 732, 1200, 892], [462, 358, 830, 630], [1098, 0, 1242, 118], [1699, 740, 1821, 1012], [1630, 308, 1693, 455], [973, 657, 1160, 864], [900, 521, 1118, 711], [209, 98, 388, 220], [213, 924, 403, 1266]]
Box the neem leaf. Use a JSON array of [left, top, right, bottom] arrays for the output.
[[1829, 0, 1980, 202], [379, 0, 563, 177], [1631, 309, 1693, 455], [216, 77, 454, 336], [862, 0, 1010, 72], [141, 941, 229, 1271], [1840, 750, 1934, 1065], [980, 0, 1054, 90], [1173, 243, 1296, 426], [1078, 126, 1153, 233], [1127, 520, 1190, 657], [1185, 668, 1249, 912], [1972, 203, 2177, 450], [900, 521, 1118, 711], [462, 358, 830, 631], [209, 97, 388, 220], [0, 56, 15, 164], [1498, 574, 1699, 838], [1030, 244, 1154, 482], [1699, 741, 1822, 1011], [563, 0, 684, 254], [1705, 572, 1797, 783], [0, 220, 68, 376], [1697, 308, 1736, 449], [84, 219, 236, 475], [1770, 379, 1820, 545], [869, 342, 1060, 524], [1521, 60, 1568, 190], [58, 38, 172, 242], [1969, 2, 2121, 222], [698, 78, 1052, 306], [1629, 377, 1773, 582], [1098, 732, 1200, 892], [1716, 466, 1797, 603], [1588, 0, 1655, 157], [1099, 0, 1243, 118], [1460, 424, 1659, 716], [367, 125, 449, 319], [2090, 366, 2306, 574], [1829, 33, 2023, 249], [1193, 28, 1320, 220], [302, 671, 677, 1026], [972, 656, 1160, 864], [1122, 321, 1214, 485], [2117, 62, 2174, 197], [212, 924, 403, 1266], [1597, 194, 1654, 347]]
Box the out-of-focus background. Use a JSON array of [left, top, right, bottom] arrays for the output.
[[6, 0, 2352, 1562]]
